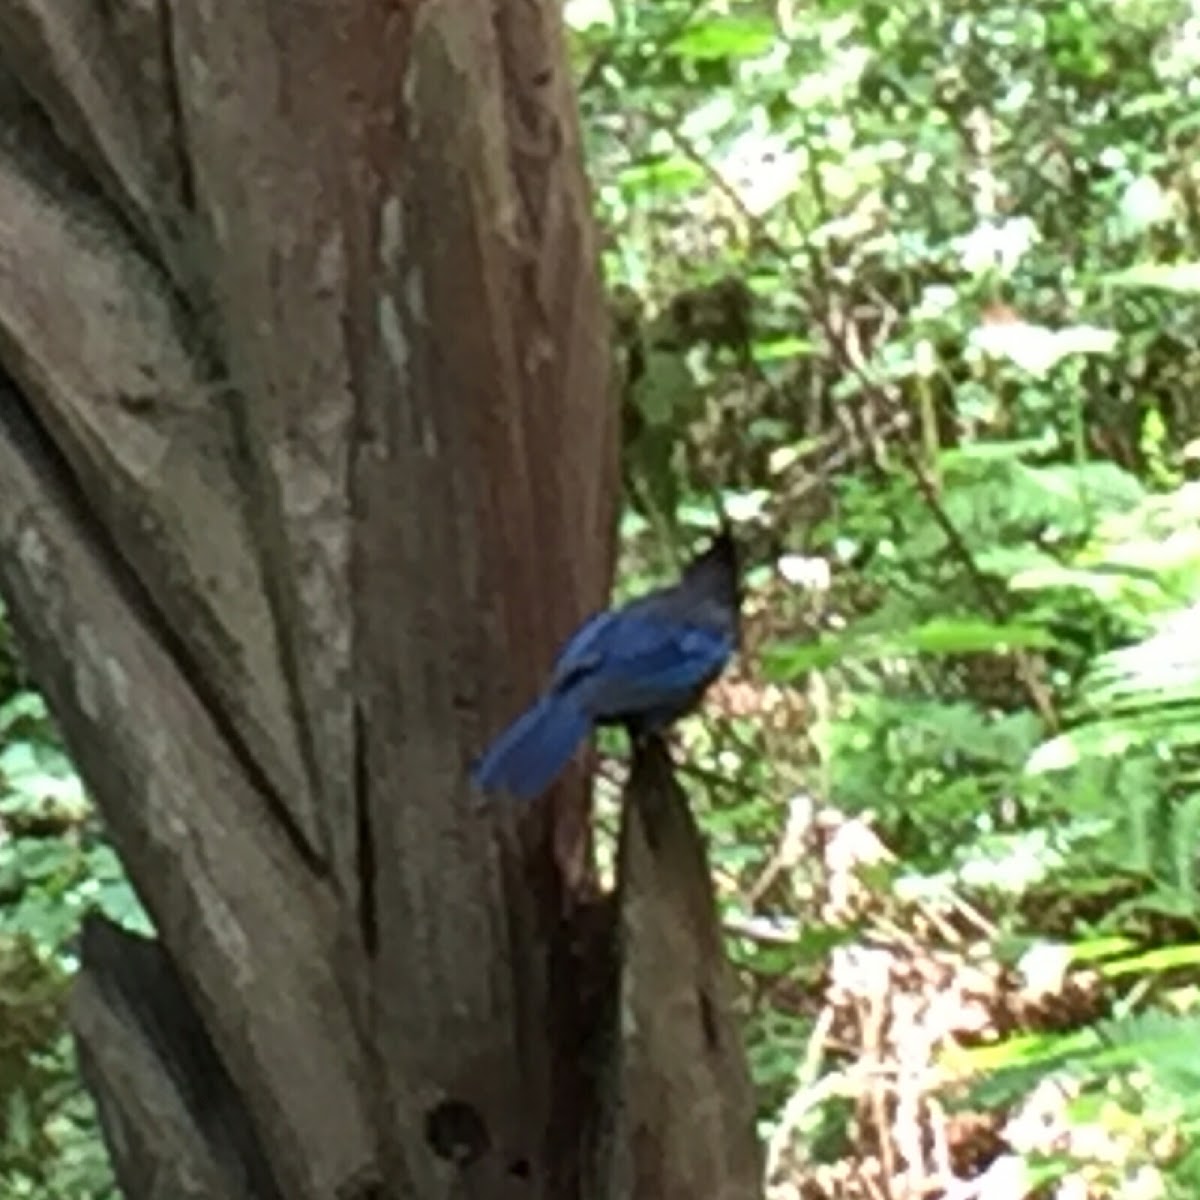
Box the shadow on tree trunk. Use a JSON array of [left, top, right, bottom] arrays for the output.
[[73, 916, 285, 1200]]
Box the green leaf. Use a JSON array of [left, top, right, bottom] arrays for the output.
[[1105, 263, 1200, 294], [899, 618, 1056, 655], [5, 841, 77, 884], [1028, 706, 1200, 773], [763, 619, 1055, 681], [1067, 935, 1139, 964], [0, 692, 47, 734], [752, 335, 817, 365], [1099, 943, 1200, 979], [668, 16, 777, 61], [617, 157, 707, 196], [944, 1027, 1096, 1076]]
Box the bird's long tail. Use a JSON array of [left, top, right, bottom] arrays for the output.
[[471, 694, 591, 801]]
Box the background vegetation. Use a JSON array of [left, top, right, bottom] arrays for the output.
[[5, 0, 1200, 1194]]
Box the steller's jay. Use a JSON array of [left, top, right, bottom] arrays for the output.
[[472, 531, 741, 800]]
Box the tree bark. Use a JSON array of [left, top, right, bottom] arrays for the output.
[[0, 4, 761, 1197], [602, 742, 763, 1199], [72, 915, 285, 1200]]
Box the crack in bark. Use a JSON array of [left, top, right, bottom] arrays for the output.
[[156, 0, 196, 214], [354, 700, 379, 957], [76, 915, 289, 1200]]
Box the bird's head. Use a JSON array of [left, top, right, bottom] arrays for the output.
[[683, 528, 742, 629]]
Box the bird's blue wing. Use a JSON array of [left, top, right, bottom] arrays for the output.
[[550, 611, 621, 688], [563, 612, 732, 720]]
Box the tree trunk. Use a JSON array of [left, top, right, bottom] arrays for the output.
[[0, 4, 762, 1197]]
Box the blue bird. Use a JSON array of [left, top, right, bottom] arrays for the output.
[[473, 532, 741, 800]]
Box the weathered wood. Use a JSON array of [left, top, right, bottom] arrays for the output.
[[0, 393, 374, 1200], [0, 86, 317, 853], [0, 1, 191, 274], [602, 740, 764, 1199], [73, 915, 285, 1200], [349, 2, 615, 1192], [162, 1, 388, 907]]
